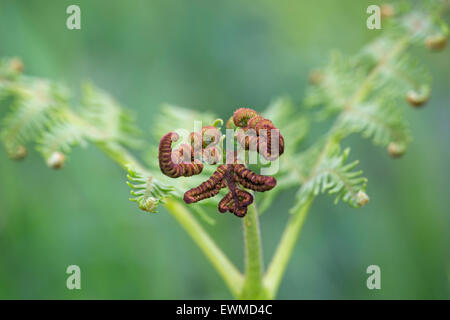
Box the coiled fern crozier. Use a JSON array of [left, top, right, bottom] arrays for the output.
[[0, 1, 448, 299]]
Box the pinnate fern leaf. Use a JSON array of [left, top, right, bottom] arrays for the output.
[[36, 119, 86, 158], [0, 78, 68, 156], [290, 139, 368, 213], [126, 166, 174, 213]]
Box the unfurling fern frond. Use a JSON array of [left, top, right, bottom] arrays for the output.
[[375, 54, 431, 107], [0, 78, 69, 158], [290, 140, 368, 213], [126, 166, 174, 213], [0, 59, 146, 172], [36, 120, 86, 160], [304, 38, 431, 157], [283, 1, 449, 216]]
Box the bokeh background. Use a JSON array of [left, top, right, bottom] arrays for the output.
[[0, 0, 449, 299]]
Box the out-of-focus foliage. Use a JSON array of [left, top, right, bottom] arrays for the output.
[[0, 65, 142, 159], [288, 1, 448, 214]]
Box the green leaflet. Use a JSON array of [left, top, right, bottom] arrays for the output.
[[126, 166, 174, 213], [334, 99, 411, 148], [290, 139, 368, 213], [0, 76, 69, 157], [36, 120, 86, 159], [126, 165, 215, 222]]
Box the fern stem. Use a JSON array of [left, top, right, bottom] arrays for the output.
[[165, 199, 244, 298], [240, 203, 268, 299], [264, 197, 313, 299]]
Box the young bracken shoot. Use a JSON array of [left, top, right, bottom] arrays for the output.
[[0, 0, 448, 299], [157, 108, 284, 217]]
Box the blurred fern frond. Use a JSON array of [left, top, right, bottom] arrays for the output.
[[0, 62, 144, 160], [36, 119, 86, 159], [304, 0, 447, 155], [0, 59, 171, 212], [285, 1, 448, 213], [152, 103, 216, 142], [0, 77, 69, 157]]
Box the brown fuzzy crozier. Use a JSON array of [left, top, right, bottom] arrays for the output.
[[158, 108, 283, 218]]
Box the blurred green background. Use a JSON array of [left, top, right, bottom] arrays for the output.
[[0, 0, 449, 299]]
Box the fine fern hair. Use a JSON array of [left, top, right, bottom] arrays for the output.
[[0, 1, 448, 299]]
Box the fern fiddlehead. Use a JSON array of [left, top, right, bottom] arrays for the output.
[[232, 107, 285, 160], [158, 132, 204, 178], [158, 111, 282, 217]]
